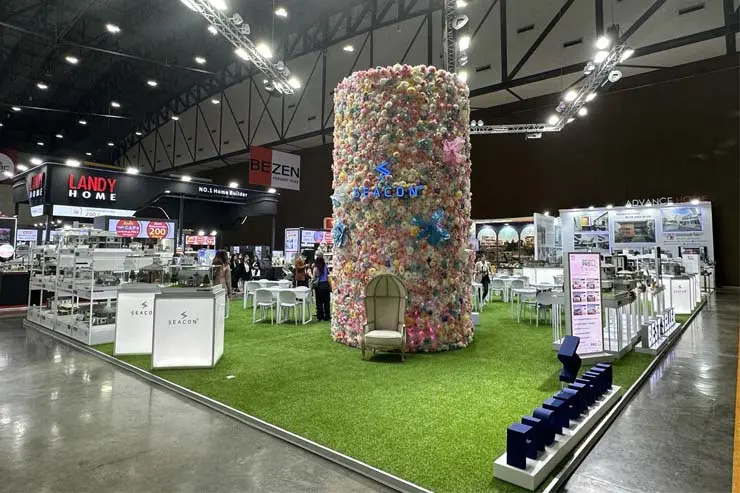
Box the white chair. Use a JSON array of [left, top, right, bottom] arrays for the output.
[[490, 278, 506, 301], [253, 289, 276, 324], [261, 280, 280, 288], [242, 281, 260, 309], [535, 291, 556, 327], [362, 274, 407, 361], [508, 279, 525, 316], [277, 290, 300, 324], [519, 291, 538, 323]]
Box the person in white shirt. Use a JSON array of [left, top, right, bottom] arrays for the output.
[[475, 255, 492, 301]]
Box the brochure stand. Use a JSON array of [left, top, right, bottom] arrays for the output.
[[151, 286, 225, 369], [114, 283, 161, 355]]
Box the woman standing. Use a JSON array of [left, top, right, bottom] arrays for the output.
[[294, 254, 308, 287], [313, 255, 331, 321], [212, 250, 232, 296], [475, 254, 491, 301]]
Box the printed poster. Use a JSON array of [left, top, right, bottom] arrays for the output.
[[569, 252, 603, 355]]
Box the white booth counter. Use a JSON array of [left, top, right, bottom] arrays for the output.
[[152, 286, 226, 369], [664, 274, 699, 315], [114, 283, 161, 355], [521, 267, 564, 286]]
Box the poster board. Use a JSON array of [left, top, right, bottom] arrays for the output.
[[567, 253, 603, 355]]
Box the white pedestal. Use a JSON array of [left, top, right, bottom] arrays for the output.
[[152, 286, 226, 369], [114, 284, 161, 355], [665, 275, 694, 315], [493, 386, 622, 491]]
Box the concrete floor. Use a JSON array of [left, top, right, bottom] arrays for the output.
[[0, 316, 391, 493], [564, 291, 739, 493]]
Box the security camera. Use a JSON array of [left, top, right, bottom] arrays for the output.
[[608, 70, 622, 83]]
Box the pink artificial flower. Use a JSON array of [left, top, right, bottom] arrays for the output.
[[443, 137, 465, 166]]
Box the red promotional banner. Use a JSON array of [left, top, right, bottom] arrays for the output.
[[115, 219, 141, 238], [146, 221, 170, 239], [323, 217, 333, 230]]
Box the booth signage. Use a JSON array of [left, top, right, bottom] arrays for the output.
[[284, 228, 299, 252], [197, 185, 248, 199], [115, 219, 140, 238], [185, 235, 216, 246], [68, 175, 117, 201], [107, 219, 174, 240], [0, 152, 14, 175], [352, 185, 422, 200], [16, 229, 38, 242], [249, 146, 301, 191], [568, 252, 603, 355], [301, 229, 318, 247]]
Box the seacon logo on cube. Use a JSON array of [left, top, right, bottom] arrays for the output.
[[129, 300, 153, 317], [169, 311, 199, 326]]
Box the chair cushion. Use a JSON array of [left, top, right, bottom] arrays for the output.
[[365, 330, 403, 345]]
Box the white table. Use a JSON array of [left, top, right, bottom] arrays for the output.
[[266, 287, 313, 324], [511, 287, 537, 322], [532, 283, 557, 291], [277, 279, 293, 288]]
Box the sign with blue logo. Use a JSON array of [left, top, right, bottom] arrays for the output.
[[352, 160, 423, 200]]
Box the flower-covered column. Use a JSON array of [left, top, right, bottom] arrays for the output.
[[330, 64, 474, 352]]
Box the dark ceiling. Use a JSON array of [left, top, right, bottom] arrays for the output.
[[0, 0, 358, 160]]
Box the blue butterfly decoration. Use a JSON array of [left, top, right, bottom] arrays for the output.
[[412, 209, 450, 246], [332, 219, 348, 247]]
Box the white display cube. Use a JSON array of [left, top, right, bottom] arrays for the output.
[[152, 286, 226, 369], [114, 283, 161, 355]]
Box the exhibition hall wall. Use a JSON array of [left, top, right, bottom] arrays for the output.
[[200, 55, 739, 286]]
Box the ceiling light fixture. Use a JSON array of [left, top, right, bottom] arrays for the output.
[[274, 6, 288, 17], [566, 117, 575, 124], [457, 71, 468, 83], [171, 115, 180, 121], [181, 0, 199, 11], [594, 50, 609, 64], [36, 82, 49, 90], [256, 42, 273, 59], [16, 164, 28, 172], [287, 77, 301, 89], [198, 230, 205, 236], [578, 107, 588, 117], [588, 205, 595, 210], [595, 35, 611, 50], [228, 181, 238, 188], [37, 142, 44, 146], [30, 158, 42, 165], [78, 119, 87, 125], [458, 35, 471, 51], [620, 48, 635, 62], [147, 80, 158, 87], [194, 56, 207, 64], [85, 152, 92, 156], [55, 133, 63, 139], [690, 198, 700, 205], [11, 106, 21, 112], [208, 0, 227, 10], [126, 167, 139, 175], [207, 25, 218, 35], [2, 171, 12, 178], [547, 114, 560, 126], [564, 89, 578, 102], [135, 131, 142, 136], [107, 142, 115, 147], [210, 230, 217, 236], [65, 55, 80, 65], [65, 159, 81, 167], [211, 98, 220, 104], [586, 92, 597, 102], [267, 188, 277, 193], [343, 45, 354, 52], [181, 175, 192, 182], [105, 23, 121, 34], [110, 101, 121, 108], [456, 0, 468, 7], [234, 47, 249, 60], [606, 204, 613, 209]]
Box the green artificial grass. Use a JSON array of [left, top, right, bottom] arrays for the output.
[[97, 300, 655, 493]]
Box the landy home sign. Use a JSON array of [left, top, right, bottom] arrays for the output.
[[68, 174, 117, 201]]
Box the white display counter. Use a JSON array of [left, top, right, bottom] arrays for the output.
[[664, 274, 696, 315], [521, 267, 563, 286], [114, 283, 161, 355], [152, 286, 226, 369]]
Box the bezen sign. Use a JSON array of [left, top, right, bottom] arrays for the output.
[[249, 146, 300, 191]]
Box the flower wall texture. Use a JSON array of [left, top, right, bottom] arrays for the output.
[[331, 64, 474, 352]]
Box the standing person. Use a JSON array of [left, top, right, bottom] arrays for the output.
[[212, 250, 232, 296], [294, 254, 308, 287], [230, 252, 240, 292], [313, 255, 331, 321], [475, 254, 491, 301]]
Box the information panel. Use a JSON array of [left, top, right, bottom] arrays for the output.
[[568, 252, 603, 355], [107, 219, 175, 239]]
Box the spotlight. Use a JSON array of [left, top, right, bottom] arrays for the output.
[[65, 55, 80, 65], [2, 171, 13, 178], [147, 80, 158, 87], [690, 198, 700, 205], [11, 106, 21, 112], [171, 115, 180, 121], [457, 71, 468, 83], [110, 101, 121, 108], [208, 0, 227, 10], [65, 159, 81, 167], [456, 0, 467, 7], [194, 56, 207, 64], [85, 152, 92, 156], [288, 77, 301, 89], [164, 190, 171, 194], [235, 47, 249, 60], [207, 25, 218, 35], [586, 92, 597, 102], [458, 35, 471, 51], [470, 120, 477, 127], [594, 50, 609, 64], [620, 48, 635, 62], [107, 142, 115, 147], [78, 119, 87, 125], [37, 142, 45, 146], [343, 45, 354, 52], [578, 107, 588, 117], [30, 158, 42, 165], [566, 117, 575, 124], [211, 98, 220, 104], [564, 89, 578, 102], [267, 188, 277, 193], [547, 114, 560, 126], [55, 134, 63, 139], [210, 230, 218, 236], [452, 15, 469, 30], [198, 230, 205, 236], [181, 175, 192, 182], [105, 23, 121, 34], [608, 70, 622, 83], [477, 120, 483, 126], [135, 131, 142, 136], [588, 206, 595, 210], [126, 167, 139, 175], [36, 82, 49, 90], [228, 181, 238, 188], [256, 43, 273, 59], [595, 35, 611, 50], [17, 164, 28, 172], [274, 6, 288, 17]]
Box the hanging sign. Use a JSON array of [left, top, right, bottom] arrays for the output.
[[185, 235, 216, 246], [568, 252, 603, 355], [249, 146, 300, 191]]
